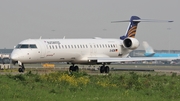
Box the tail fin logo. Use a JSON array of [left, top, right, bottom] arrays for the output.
[[127, 26, 137, 38], [120, 16, 140, 40]]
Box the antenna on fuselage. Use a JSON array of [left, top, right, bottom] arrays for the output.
[[63, 36, 65, 39], [39, 36, 42, 39]]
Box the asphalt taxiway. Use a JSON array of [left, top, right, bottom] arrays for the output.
[[1, 64, 180, 75]]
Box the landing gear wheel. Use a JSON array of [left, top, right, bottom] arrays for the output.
[[69, 66, 74, 72], [100, 66, 105, 73], [69, 65, 79, 72], [74, 66, 79, 72], [105, 66, 110, 73], [17, 63, 25, 73], [18, 68, 22, 72], [18, 68, 25, 72]]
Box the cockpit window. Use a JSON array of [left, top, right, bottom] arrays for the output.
[[15, 44, 22, 48], [30, 44, 37, 48], [21, 44, 29, 48], [15, 44, 37, 49]]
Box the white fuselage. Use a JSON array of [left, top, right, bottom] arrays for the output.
[[11, 38, 132, 64]]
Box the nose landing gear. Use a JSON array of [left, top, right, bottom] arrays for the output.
[[69, 64, 79, 72], [18, 63, 25, 72]]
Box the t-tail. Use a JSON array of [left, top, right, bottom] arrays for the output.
[[112, 16, 173, 40], [112, 16, 141, 40], [121, 16, 140, 40]]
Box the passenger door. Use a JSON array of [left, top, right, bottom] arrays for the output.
[[37, 41, 46, 58]]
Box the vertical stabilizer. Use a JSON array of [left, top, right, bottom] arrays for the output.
[[143, 41, 155, 56], [120, 16, 140, 40]]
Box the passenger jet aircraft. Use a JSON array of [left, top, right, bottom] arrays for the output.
[[143, 41, 180, 57], [11, 16, 176, 73]]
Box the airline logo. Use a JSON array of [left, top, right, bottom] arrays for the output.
[[44, 41, 61, 44], [127, 26, 137, 38]]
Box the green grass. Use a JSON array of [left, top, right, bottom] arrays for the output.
[[0, 71, 180, 101]]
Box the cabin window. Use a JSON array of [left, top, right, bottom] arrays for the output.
[[94, 45, 96, 48], [71, 45, 73, 48], [102, 44, 104, 48], [59, 45, 61, 49], [108, 44, 110, 48]]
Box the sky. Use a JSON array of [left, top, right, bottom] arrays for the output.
[[0, 0, 179, 50]]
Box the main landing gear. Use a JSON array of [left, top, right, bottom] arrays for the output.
[[69, 63, 110, 73], [100, 64, 110, 73], [69, 64, 79, 72], [18, 63, 25, 72]]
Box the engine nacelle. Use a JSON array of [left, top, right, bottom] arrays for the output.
[[123, 37, 139, 49]]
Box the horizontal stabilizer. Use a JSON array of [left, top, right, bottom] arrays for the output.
[[113, 16, 173, 40], [112, 19, 173, 23]]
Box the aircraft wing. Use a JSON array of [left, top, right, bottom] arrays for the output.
[[88, 57, 180, 63]]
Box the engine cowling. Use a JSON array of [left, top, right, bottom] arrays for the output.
[[123, 37, 139, 49]]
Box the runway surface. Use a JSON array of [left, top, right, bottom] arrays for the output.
[[1, 64, 180, 75]]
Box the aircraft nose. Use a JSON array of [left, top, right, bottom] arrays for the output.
[[10, 53, 19, 61]]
